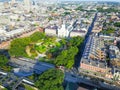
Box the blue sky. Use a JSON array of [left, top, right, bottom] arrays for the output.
[[0, 0, 119, 2], [59, 0, 119, 1]]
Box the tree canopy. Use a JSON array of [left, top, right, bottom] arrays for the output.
[[75, 6, 84, 11], [9, 32, 48, 57], [68, 36, 84, 47], [63, 12, 71, 15], [54, 36, 83, 69], [101, 27, 115, 35], [0, 55, 8, 68], [97, 7, 118, 13], [30, 32, 45, 42], [35, 69, 64, 90], [9, 37, 31, 57], [9, 32, 84, 69], [0, 55, 11, 71], [55, 46, 78, 69], [114, 22, 120, 27]]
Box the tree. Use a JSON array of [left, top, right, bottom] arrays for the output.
[[54, 47, 78, 69], [9, 32, 46, 57], [35, 69, 64, 90], [68, 36, 84, 47], [48, 17, 53, 21], [75, 6, 84, 11], [0, 55, 11, 71], [114, 22, 120, 27], [17, 19, 20, 21], [30, 32, 45, 42], [54, 36, 84, 69], [47, 47, 60, 58], [9, 37, 31, 57], [59, 38, 67, 49], [101, 27, 115, 35], [0, 55, 8, 68], [29, 11, 33, 13], [97, 7, 118, 13], [63, 12, 71, 15]]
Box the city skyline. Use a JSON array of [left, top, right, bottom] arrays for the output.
[[0, 0, 120, 90], [0, 0, 119, 2]]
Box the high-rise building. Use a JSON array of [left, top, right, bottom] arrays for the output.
[[24, 0, 31, 12], [11, 0, 16, 4], [24, 0, 30, 6]]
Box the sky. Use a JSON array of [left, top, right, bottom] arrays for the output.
[[33, 0, 120, 3], [60, 0, 119, 1], [0, 0, 119, 2]]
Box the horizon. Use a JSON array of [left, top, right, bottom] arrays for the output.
[[0, 0, 119, 2]]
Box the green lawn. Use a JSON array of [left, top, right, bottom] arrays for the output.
[[9, 32, 60, 58]]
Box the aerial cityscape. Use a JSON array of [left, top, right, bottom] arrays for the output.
[[0, 0, 120, 90]]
